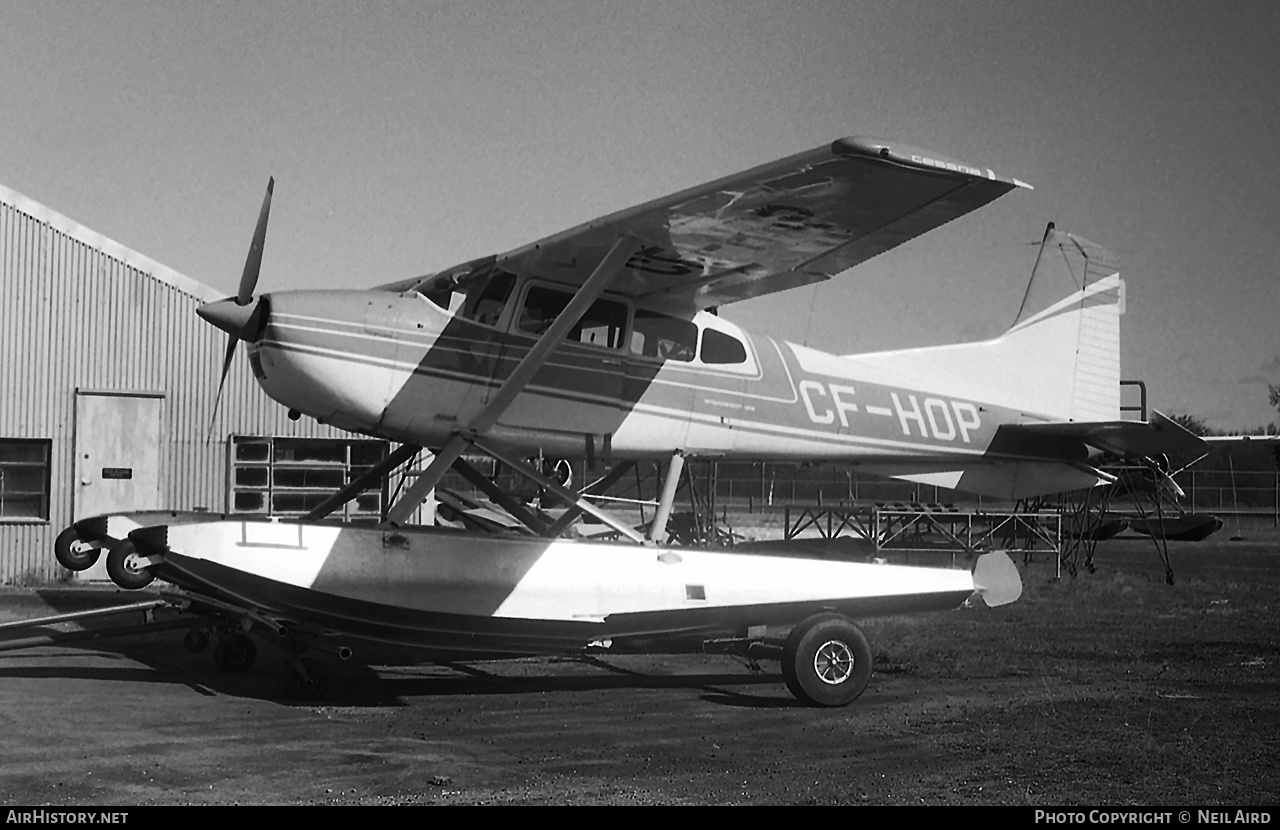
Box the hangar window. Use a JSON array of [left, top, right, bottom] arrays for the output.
[[0, 439, 51, 521], [630, 310, 697, 361], [228, 437, 389, 520]]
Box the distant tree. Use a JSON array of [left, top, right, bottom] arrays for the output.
[[1167, 412, 1214, 436], [1270, 384, 1280, 413]]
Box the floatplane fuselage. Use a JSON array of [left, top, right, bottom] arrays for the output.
[[246, 288, 1006, 460], [199, 273, 1113, 500]]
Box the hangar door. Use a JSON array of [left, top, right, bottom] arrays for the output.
[[73, 390, 164, 580]]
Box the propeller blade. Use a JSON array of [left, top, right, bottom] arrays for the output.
[[206, 334, 239, 444], [237, 177, 274, 306]]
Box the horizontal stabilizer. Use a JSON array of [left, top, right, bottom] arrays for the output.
[[1010, 410, 1207, 459], [853, 461, 1113, 499]]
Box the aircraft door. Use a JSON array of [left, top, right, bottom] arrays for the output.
[[496, 284, 628, 442], [72, 390, 164, 581]]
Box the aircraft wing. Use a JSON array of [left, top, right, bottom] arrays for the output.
[[396, 137, 1029, 310]]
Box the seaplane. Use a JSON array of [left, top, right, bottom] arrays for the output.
[[50, 136, 1202, 705]]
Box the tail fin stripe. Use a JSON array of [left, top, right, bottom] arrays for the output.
[[1007, 279, 1121, 334]]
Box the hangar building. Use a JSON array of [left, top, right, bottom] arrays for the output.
[[0, 182, 395, 584]]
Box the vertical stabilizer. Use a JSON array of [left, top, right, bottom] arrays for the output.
[[1003, 229, 1124, 421], [845, 227, 1124, 422]]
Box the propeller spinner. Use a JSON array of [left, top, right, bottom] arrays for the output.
[[198, 178, 274, 440]]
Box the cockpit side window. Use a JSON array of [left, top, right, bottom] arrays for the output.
[[630, 310, 697, 362], [518, 285, 627, 349], [461, 272, 517, 326], [700, 328, 747, 365]]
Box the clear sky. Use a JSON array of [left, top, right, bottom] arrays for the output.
[[2, 0, 1276, 430]]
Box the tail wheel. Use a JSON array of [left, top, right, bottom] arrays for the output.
[[105, 542, 156, 590], [214, 633, 258, 673], [54, 526, 101, 572], [782, 613, 873, 707]]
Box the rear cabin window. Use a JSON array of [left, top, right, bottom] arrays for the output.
[[630, 310, 697, 362], [700, 328, 748, 365], [461, 272, 516, 326], [518, 286, 627, 349]]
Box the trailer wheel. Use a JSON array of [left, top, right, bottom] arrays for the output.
[[105, 542, 155, 590], [214, 633, 257, 673], [782, 613, 873, 707], [54, 527, 101, 572]]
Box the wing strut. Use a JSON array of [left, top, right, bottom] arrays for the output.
[[449, 456, 553, 534], [542, 461, 638, 537], [385, 435, 471, 526], [384, 236, 642, 526], [302, 443, 422, 522], [646, 451, 686, 543], [473, 438, 648, 544]]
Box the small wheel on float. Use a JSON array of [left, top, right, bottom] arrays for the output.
[[54, 526, 101, 572], [781, 613, 873, 707], [183, 628, 210, 654], [213, 633, 258, 673], [104, 541, 155, 590]]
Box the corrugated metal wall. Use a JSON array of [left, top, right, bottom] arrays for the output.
[[1, 182, 352, 583]]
